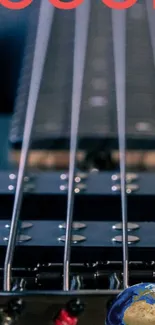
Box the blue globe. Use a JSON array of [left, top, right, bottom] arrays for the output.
[[106, 283, 155, 325]]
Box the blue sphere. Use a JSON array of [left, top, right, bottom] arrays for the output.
[[106, 283, 155, 325]]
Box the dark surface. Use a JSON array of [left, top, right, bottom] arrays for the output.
[[0, 294, 113, 325], [1, 170, 155, 195], [0, 2, 40, 114], [0, 221, 154, 263], [0, 170, 153, 222], [9, 0, 155, 149], [0, 220, 153, 248]]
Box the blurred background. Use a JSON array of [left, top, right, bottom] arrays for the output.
[[1, 0, 155, 173]]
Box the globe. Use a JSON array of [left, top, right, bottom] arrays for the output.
[[106, 283, 155, 325]]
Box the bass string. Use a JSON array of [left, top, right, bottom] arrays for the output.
[[3, 0, 55, 291], [112, 8, 128, 289], [63, 0, 90, 291]]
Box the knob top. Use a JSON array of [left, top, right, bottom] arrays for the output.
[[66, 299, 85, 317]]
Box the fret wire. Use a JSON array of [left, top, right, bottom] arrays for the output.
[[63, 0, 90, 291], [112, 9, 128, 289], [3, 1, 54, 291]]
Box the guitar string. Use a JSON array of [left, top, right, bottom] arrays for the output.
[[4, 1, 129, 292], [63, 0, 90, 291], [3, 0, 55, 291], [112, 8, 128, 289]]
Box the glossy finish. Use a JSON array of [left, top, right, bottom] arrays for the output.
[[58, 235, 86, 244], [5, 222, 33, 230], [111, 173, 138, 183], [3, 235, 32, 243], [2, 170, 155, 195], [112, 235, 140, 244], [0, 220, 154, 248], [112, 223, 139, 231], [111, 183, 139, 194], [59, 222, 86, 230], [106, 283, 155, 325]]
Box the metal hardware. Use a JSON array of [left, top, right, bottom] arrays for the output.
[[112, 8, 128, 289], [112, 222, 140, 231], [111, 173, 138, 183], [9, 174, 34, 182], [74, 184, 87, 193], [8, 183, 35, 193], [5, 222, 33, 230], [24, 176, 30, 182], [0, 311, 12, 325], [60, 183, 87, 193], [90, 168, 99, 173], [59, 222, 86, 230], [8, 185, 15, 191], [112, 235, 140, 244], [23, 181, 35, 193], [111, 183, 139, 194], [0, 298, 24, 325], [4, 0, 54, 291], [20, 222, 33, 229], [8, 175, 36, 193], [60, 172, 88, 182], [3, 235, 32, 243], [2, 0, 153, 306], [9, 174, 16, 180], [58, 235, 86, 244], [62, 0, 90, 290]]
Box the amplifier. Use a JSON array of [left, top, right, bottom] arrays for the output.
[[9, 0, 155, 150]]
